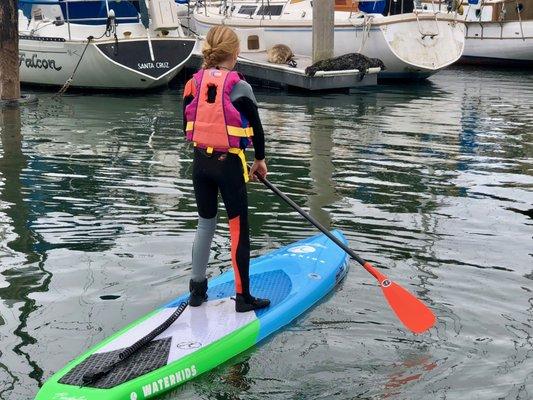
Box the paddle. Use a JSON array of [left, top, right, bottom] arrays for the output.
[[254, 172, 436, 334]]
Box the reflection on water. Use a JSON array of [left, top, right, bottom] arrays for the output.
[[0, 66, 532, 399], [0, 107, 50, 398]]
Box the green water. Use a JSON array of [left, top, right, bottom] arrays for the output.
[[0, 66, 532, 399]]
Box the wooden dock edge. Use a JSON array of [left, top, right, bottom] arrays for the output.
[[186, 54, 379, 91]]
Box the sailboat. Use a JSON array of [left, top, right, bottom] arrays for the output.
[[191, 0, 466, 79], [423, 0, 533, 65], [18, 0, 197, 90]]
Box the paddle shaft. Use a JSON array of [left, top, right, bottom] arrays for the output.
[[257, 174, 384, 281]]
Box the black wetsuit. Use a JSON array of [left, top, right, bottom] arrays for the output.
[[183, 79, 265, 297]]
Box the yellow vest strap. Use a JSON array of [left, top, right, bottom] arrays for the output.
[[228, 148, 249, 183], [227, 126, 254, 138], [193, 142, 213, 154]]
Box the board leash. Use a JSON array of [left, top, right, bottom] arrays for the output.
[[81, 301, 188, 386]]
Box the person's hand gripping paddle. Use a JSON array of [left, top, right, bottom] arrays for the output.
[[253, 171, 436, 334]]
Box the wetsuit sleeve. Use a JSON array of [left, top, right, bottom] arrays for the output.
[[231, 81, 258, 106], [232, 97, 265, 161], [230, 81, 264, 160]]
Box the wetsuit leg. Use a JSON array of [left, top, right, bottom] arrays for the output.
[[191, 216, 216, 282], [216, 154, 251, 297], [191, 151, 219, 282]]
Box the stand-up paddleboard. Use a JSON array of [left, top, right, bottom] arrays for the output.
[[36, 231, 349, 400]]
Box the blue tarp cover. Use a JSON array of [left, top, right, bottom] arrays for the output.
[[19, 0, 140, 24]]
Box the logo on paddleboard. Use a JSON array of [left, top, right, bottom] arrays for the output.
[[335, 260, 348, 284], [288, 245, 316, 254], [130, 393, 138, 400], [176, 341, 202, 350], [140, 365, 197, 398], [53, 394, 88, 400]]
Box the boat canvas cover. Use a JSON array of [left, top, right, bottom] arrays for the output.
[[19, 0, 140, 24]]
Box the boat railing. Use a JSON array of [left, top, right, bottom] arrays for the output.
[[414, 6, 441, 37], [216, 0, 275, 20], [464, 0, 526, 40]]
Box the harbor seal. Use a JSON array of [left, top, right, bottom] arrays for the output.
[[267, 44, 297, 67], [305, 53, 386, 77]]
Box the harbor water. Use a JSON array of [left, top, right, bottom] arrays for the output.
[[0, 67, 531, 399]]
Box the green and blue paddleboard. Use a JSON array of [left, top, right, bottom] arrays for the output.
[[36, 231, 349, 400]]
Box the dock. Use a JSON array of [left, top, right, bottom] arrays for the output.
[[187, 52, 379, 91], [237, 52, 379, 90], [184, 0, 378, 91]]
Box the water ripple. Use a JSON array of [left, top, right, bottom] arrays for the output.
[[0, 67, 531, 399]]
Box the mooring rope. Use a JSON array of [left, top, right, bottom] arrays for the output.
[[54, 36, 93, 97], [54, 13, 119, 97]]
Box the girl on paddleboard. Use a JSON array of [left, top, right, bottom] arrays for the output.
[[182, 26, 270, 312]]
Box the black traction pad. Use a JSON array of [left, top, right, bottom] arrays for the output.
[[59, 337, 171, 389]]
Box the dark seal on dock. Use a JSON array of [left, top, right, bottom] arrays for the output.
[[305, 53, 385, 77]]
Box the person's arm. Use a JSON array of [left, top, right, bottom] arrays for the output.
[[231, 80, 267, 180], [232, 97, 265, 161]]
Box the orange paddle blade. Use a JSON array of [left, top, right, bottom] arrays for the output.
[[381, 281, 436, 334], [363, 262, 436, 334]]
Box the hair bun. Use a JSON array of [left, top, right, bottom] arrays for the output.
[[202, 26, 240, 69]]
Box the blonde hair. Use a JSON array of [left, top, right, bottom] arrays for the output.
[[202, 26, 240, 69]]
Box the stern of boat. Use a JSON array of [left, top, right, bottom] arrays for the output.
[[378, 12, 465, 77], [93, 37, 196, 89]]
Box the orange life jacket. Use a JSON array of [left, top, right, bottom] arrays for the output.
[[184, 68, 253, 153], [184, 69, 254, 182]]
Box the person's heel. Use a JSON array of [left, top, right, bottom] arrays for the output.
[[189, 279, 208, 307], [235, 294, 270, 313]]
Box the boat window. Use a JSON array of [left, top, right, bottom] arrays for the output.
[[257, 5, 284, 16], [238, 5, 257, 15], [248, 35, 260, 50]]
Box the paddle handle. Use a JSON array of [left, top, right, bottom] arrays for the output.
[[257, 174, 387, 280]]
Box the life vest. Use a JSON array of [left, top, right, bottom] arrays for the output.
[[184, 68, 253, 153]]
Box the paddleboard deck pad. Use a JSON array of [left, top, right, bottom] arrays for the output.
[[36, 231, 349, 400]]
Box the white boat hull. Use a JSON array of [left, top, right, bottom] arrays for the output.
[[421, 1, 533, 66], [462, 21, 533, 65], [19, 36, 196, 89], [193, 11, 465, 79]]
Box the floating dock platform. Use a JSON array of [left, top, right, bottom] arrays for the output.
[[186, 51, 379, 91]]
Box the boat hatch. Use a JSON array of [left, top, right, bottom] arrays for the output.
[[238, 5, 257, 16], [257, 5, 284, 16]]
